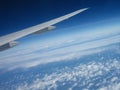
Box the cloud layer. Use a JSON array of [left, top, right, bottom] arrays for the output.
[[0, 34, 119, 71], [0, 32, 120, 71], [16, 59, 120, 90]]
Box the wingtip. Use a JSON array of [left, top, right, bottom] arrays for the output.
[[82, 7, 90, 11], [76, 7, 90, 13]]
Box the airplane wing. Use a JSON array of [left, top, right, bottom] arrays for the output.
[[0, 8, 88, 51]]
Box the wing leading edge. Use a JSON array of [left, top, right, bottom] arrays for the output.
[[0, 8, 88, 51]]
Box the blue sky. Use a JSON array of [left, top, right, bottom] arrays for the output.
[[0, 0, 120, 36], [0, 0, 120, 53], [0, 0, 120, 67], [0, 1, 120, 89]]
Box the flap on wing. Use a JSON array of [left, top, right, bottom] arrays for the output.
[[33, 26, 56, 34], [0, 41, 19, 51]]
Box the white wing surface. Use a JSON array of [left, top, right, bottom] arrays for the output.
[[0, 8, 88, 51]]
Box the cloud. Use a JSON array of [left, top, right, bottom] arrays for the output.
[[98, 83, 120, 90], [0, 34, 120, 71], [16, 60, 120, 90]]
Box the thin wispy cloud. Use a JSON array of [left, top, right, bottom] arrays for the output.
[[0, 24, 120, 71], [0, 34, 120, 71]]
